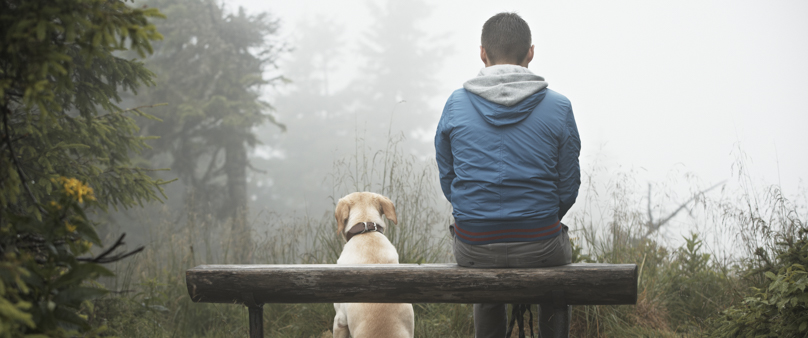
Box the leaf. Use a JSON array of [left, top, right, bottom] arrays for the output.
[[73, 218, 102, 245], [52, 286, 108, 308], [35, 20, 47, 41], [765, 271, 777, 280], [92, 31, 102, 47], [52, 263, 113, 289], [0, 297, 35, 327], [52, 306, 91, 330]]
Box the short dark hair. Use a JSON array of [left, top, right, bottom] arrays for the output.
[[481, 12, 532, 64]]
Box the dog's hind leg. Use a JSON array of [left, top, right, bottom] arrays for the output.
[[332, 321, 349, 338], [333, 304, 350, 338]]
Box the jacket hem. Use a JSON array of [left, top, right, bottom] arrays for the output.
[[454, 217, 561, 245]]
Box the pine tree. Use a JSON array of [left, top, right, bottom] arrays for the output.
[[133, 0, 286, 262], [0, 0, 165, 335], [351, 0, 447, 155], [252, 1, 448, 214], [251, 17, 347, 213]]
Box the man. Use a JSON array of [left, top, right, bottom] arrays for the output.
[[434, 12, 581, 338]]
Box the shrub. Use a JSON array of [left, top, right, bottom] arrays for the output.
[[707, 225, 808, 337], [1, 0, 165, 335]]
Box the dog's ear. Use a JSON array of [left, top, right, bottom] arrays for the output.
[[377, 195, 397, 225], [335, 198, 350, 235]]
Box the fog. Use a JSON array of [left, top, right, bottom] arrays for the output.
[[118, 0, 808, 252], [234, 1, 807, 224]]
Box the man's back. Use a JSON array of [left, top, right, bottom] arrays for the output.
[[435, 65, 580, 245]]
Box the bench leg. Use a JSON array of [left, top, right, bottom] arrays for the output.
[[248, 304, 264, 338], [550, 305, 570, 338], [538, 303, 570, 338]]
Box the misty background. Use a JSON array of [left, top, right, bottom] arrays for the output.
[[113, 0, 808, 255]]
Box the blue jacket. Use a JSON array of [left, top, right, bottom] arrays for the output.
[[435, 68, 580, 245]]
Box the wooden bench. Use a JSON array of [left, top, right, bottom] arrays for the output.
[[185, 263, 637, 338]]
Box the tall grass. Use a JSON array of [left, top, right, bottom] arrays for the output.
[[87, 140, 806, 337], [89, 131, 469, 337]]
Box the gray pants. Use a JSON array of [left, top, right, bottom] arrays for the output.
[[453, 225, 572, 338]]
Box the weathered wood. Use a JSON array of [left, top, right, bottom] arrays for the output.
[[185, 263, 637, 306], [247, 305, 263, 338]]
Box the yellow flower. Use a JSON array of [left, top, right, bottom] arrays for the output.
[[65, 221, 77, 232], [49, 200, 63, 210], [59, 177, 95, 203]]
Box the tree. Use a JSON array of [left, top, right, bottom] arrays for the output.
[[133, 0, 286, 262], [350, 0, 447, 155], [0, 0, 165, 335], [251, 1, 448, 215], [250, 16, 347, 214]]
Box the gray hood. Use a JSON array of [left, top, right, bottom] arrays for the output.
[[463, 65, 548, 107]]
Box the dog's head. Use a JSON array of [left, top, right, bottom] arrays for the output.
[[334, 192, 398, 237]]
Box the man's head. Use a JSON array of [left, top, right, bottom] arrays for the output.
[[480, 12, 534, 67]]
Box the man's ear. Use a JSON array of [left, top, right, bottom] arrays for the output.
[[377, 195, 397, 225], [335, 198, 350, 235], [480, 46, 491, 67], [521, 45, 534, 67]]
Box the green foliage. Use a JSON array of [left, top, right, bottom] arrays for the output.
[[661, 233, 733, 333], [569, 230, 677, 337], [1, 0, 166, 335], [0, 255, 35, 336], [707, 226, 808, 337], [1, 0, 169, 214], [565, 169, 739, 337], [1, 181, 113, 336]]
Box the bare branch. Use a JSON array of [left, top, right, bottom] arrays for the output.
[[643, 180, 726, 239], [0, 132, 27, 152], [2, 105, 47, 215], [77, 233, 145, 264]]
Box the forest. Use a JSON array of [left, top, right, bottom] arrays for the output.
[[1, 0, 806, 337]]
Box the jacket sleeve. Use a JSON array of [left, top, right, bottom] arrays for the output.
[[435, 97, 455, 202], [557, 104, 581, 220]]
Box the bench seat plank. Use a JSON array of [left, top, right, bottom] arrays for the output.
[[186, 263, 637, 306]]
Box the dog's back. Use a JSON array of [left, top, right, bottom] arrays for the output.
[[332, 192, 415, 338], [336, 232, 398, 264]]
